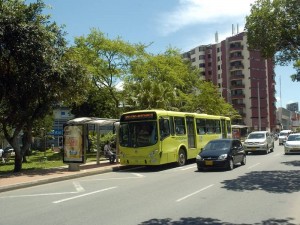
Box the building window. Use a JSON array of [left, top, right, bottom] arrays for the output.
[[199, 46, 206, 51], [218, 65, 221, 70], [199, 55, 205, 60], [199, 63, 205, 68]]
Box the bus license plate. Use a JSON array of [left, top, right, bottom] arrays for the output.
[[205, 160, 213, 166]]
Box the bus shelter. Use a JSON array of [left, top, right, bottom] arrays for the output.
[[232, 125, 249, 141], [63, 117, 119, 171]]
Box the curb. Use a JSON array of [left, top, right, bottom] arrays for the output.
[[0, 165, 124, 193]]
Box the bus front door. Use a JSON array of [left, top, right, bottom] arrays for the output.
[[186, 117, 196, 149]]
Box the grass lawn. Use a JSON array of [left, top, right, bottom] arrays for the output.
[[0, 149, 105, 174]]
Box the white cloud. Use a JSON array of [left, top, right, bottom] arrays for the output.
[[159, 0, 255, 36]]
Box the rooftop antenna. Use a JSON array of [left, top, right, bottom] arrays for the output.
[[237, 23, 239, 33], [232, 24, 235, 35], [215, 31, 219, 43]]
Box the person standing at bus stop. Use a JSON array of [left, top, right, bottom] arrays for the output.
[[104, 141, 116, 164]]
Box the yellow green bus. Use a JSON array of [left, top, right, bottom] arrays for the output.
[[118, 110, 231, 166]]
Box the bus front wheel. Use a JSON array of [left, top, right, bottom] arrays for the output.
[[177, 149, 186, 167]]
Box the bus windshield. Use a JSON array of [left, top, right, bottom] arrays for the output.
[[119, 121, 158, 147]]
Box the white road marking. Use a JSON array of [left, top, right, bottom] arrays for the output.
[[0, 192, 78, 199], [176, 184, 214, 202], [131, 173, 144, 177], [73, 181, 85, 192], [180, 165, 196, 171], [53, 186, 117, 204], [84, 173, 144, 181], [248, 163, 261, 169]]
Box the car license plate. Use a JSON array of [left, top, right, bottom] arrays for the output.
[[205, 160, 213, 166]]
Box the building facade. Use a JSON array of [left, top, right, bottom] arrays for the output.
[[49, 107, 75, 148], [286, 102, 299, 112], [183, 32, 277, 132]]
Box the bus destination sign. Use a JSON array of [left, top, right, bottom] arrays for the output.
[[122, 112, 157, 121]]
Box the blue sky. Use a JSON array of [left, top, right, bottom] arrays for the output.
[[28, 0, 299, 108]]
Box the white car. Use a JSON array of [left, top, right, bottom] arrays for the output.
[[243, 131, 274, 154], [284, 133, 300, 154], [278, 130, 292, 145]]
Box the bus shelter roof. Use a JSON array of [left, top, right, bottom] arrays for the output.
[[66, 117, 118, 125]]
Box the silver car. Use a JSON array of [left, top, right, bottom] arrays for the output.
[[284, 133, 300, 154], [243, 131, 274, 154], [278, 130, 292, 145]]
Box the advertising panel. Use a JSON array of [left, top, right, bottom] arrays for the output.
[[63, 124, 84, 163]]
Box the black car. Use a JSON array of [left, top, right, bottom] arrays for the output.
[[196, 139, 246, 171]]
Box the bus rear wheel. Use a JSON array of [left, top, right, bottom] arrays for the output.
[[177, 149, 186, 167]]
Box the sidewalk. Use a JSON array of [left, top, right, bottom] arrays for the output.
[[0, 161, 124, 193]]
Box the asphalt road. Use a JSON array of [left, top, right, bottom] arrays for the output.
[[1, 140, 300, 225]]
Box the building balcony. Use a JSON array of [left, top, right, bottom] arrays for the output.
[[230, 74, 245, 80], [229, 55, 244, 61], [229, 65, 244, 70], [229, 45, 244, 51], [231, 94, 245, 99], [232, 103, 246, 108], [231, 84, 245, 89]]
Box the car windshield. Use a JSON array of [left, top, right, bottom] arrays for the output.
[[287, 135, 300, 141], [204, 141, 231, 151], [248, 133, 265, 139], [279, 132, 288, 137]]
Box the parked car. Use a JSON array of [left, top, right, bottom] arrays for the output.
[[0, 147, 14, 163], [284, 133, 300, 154], [278, 130, 292, 145], [243, 131, 274, 154], [196, 139, 246, 171]]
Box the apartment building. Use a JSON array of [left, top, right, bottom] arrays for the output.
[[182, 32, 277, 132]]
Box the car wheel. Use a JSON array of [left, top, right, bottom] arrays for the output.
[[227, 159, 234, 170], [177, 149, 186, 167], [241, 155, 246, 165]]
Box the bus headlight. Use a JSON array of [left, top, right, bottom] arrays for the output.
[[149, 149, 159, 157]]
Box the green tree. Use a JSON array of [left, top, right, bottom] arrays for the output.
[[70, 86, 115, 118], [124, 48, 239, 118], [245, 0, 300, 81], [0, 0, 87, 172], [70, 29, 148, 118]]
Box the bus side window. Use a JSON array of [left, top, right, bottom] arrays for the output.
[[174, 117, 186, 135], [159, 118, 170, 139], [196, 118, 206, 134]]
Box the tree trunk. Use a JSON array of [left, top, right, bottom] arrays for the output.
[[14, 153, 23, 172], [22, 155, 28, 163]]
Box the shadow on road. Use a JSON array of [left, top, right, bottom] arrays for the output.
[[221, 170, 300, 193], [282, 160, 300, 167], [139, 216, 297, 225]]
